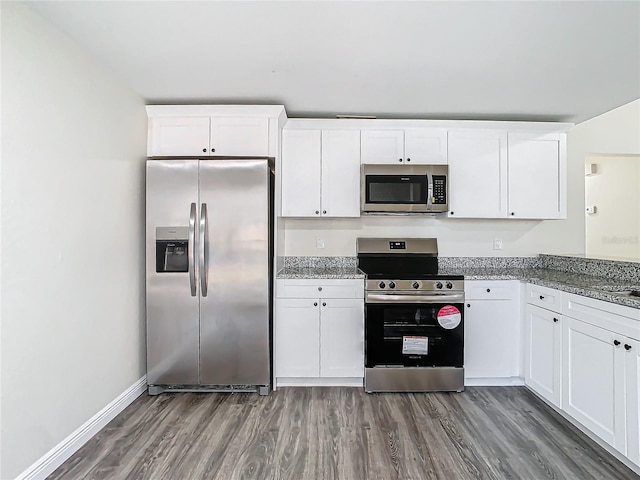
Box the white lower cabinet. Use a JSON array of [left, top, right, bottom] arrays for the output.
[[562, 317, 627, 451], [524, 303, 562, 407], [463, 281, 520, 381], [275, 279, 364, 386]]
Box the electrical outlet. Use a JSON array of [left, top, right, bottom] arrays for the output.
[[316, 237, 325, 249], [493, 238, 503, 250]]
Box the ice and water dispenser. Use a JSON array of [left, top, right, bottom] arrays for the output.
[[155, 227, 189, 273]]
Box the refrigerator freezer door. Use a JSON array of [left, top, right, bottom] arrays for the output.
[[199, 159, 271, 386], [146, 159, 200, 385]]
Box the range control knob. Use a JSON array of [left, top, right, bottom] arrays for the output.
[[389, 281, 396, 289], [378, 281, 386, 289], [435, 282, 443, 289], [412, 281, 420, 289], [446, 282, 453, 289]]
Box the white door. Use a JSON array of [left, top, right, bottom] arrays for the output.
[[321, 130, 361, 217], [149, 117, 211, 156], [319, 299, 364, 378], [508, 133, 565, 219], [404, 128, 448, 164], [281, 129, 322, 217], [275, 299, 320, 378], [361, 130, 404, 164], [464, 300, 519, 379], [209, 117, 269, 157], [447, 130, 508, 218], [625, 338, 639, 465], [524, 304, 562, 406], [562, 317, 626, 452]]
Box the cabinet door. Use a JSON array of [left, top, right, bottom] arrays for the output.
[[627, 339, 640, 465], [404, 128, 447, 164], [447, 130, 508, 218], [525, 304, 562, 406], [321, 130, 361, 217], [361, 130, 404, 164], [149, 117, 211, 156], [508, 133, 565, 219], [464, 299, 519, 379], [562, 317, 626, 452], [281, 130, 322, 217], [275, 299, 320, 378], [320, 299, 364, 378], [209, 117, 269, 157]]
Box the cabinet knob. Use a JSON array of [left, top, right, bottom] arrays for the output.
[[553, 318, 559, 323], [450, 211, 454, 215], [539, 295, 545, 300], [614, 340, 621, 346], [211, 148, 216, 153], [625, 344, 632, 351], [318, 287, 322, 291], [322, 302, 327, 306], [486, 288, 491, 293], [466, 303, 470, 308], [398, 158, 403, 162], [314, 302, 318, 307], [202, 148, 207, 153], [406, 158, 411, 162], [322, 210, 327, 214], [510, 212, 515, 216], [315, 210, 319, 215]]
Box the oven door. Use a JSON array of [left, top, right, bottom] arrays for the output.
[[365, 296, 464, 368]]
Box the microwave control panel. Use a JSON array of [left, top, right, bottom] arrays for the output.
[[432, 175, 447, 205]]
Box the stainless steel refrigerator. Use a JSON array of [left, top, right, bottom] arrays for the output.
[[146, 158, 273, 395]]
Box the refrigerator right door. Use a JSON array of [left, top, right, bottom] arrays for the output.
[[198, 159, 271, 386], [146, 159, 200, 385]]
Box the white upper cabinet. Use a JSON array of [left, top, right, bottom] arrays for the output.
[[507, 132, 566, 219], [149, 117, 211, 156], [448, 130, 508, 218], [281, 128, 360, 218], [209, 117, 269, 157], [448, 129, 567, 219], [361, 128, 447, 164], [281, 129, 322, 217], [146, 105, 284, 157]]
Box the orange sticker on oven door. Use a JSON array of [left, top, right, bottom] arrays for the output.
[[437, 305, 461, 329]]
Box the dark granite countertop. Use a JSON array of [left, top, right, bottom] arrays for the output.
[[441, 267, 640, 310]]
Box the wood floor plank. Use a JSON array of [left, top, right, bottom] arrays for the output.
[[47, 387, 640, 480]]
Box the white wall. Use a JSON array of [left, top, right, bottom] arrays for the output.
[[283, 100, 640, 257], [585, 155, 640, 259], [1, 3, 147, 478]]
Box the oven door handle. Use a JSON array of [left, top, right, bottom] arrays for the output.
[[366, 292, 465, 304]]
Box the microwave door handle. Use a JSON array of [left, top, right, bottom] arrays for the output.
[[426, 173, 433, 208]]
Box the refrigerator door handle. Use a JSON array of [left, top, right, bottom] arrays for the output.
[[189, 202, 197, 296], [200, 203, 208, 297]]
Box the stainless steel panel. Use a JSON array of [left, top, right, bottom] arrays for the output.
[[199, 159, 271, 386], [365, 367, 464, 393], [146, 159, 200, 385], [356, 237, 438, 255], [156, 226, 188, 241], [365, 292, 465, 304], [365, 279, 465, 292]]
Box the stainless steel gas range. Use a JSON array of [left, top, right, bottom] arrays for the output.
[[357, 238, 465, 393]]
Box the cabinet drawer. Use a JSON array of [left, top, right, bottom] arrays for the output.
[[276, 279, 364, 299], [526, 284, 562, 312], [465, 280, 516, 300]]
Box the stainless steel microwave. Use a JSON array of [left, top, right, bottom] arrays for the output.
[[361, 164, 449, 214]]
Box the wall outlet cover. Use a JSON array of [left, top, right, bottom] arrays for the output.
[[493, 238, 503, 250]]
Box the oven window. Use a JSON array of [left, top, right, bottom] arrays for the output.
[[365, 303, 464, 368], [366, 175, 427, 204]]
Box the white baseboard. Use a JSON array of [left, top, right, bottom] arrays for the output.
[[465, 376, 525, 387], [16, 375, 147, 480]]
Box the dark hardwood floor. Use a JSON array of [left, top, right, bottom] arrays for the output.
[[48, 387, 639, 480]]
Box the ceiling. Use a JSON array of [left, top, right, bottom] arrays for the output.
[[26, 1, 640, 124]]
